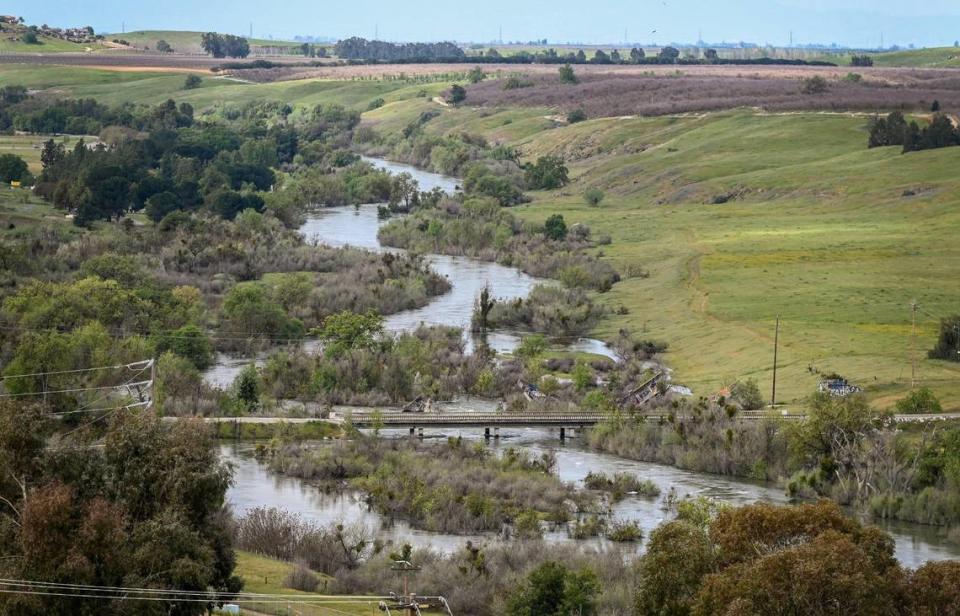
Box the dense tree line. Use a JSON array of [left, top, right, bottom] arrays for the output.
[[869, 111, 960, 153], [0, 403, 239, 615], [200, 32, 250, 58], [334, 37, 466, 61]]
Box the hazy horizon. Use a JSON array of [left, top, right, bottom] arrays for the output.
[[8, 0, 960, 49]]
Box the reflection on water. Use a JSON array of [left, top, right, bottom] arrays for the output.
[[223, 428, 960, 566]]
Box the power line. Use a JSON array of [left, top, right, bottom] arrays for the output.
[[0, 360, 152, 382], [0, 380, 152, 399]]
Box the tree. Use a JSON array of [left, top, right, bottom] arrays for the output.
[[234, 363, 262, 410], [543, 214, 568, 241], [704, 48, 719, 62], [659, 46, 680, 63], [447, 84, 467, 104], [558, 63, 578, 84], [40, 138, 65, 169], [472, 283, 496, 333], [801, 75, 829, 94], [184, 74, 202, 90], [317, 310, 384, 357], [630, 47, 646, 62], [931, 100, 941, 112], [23, 31, 38, 44], [929, 316, 960, 361], [154, 324, 215, 370], [525, 156, 569, 190], [505, 561, 599, 616], [895, 388, 943, 415], [156, 39, 172, 52], [730, 378, 764, 410], [0, 153, 28, 182], [636, 521, 715, 616], [851, 54, 874, 67], [467, 66, 486, 83], [583, 188, 605, 206], [145, 191, 181, 222]]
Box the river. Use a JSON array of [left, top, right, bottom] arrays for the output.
[[218, 157, 960, 567]]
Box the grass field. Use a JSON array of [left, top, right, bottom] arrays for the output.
[[108, 30, 304, 54], [364, 99, 960, 410], [233, 551, 382, 616], [0, 134, 91, 173]]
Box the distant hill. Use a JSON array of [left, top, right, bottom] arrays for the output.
[[107, 30, 307, 55], [870, 47, 960, 68], [0, 19, 108, 53]]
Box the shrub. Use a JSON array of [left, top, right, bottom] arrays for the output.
[[447, 84, 466, 104], [606, 519, 643, 542], [567, 108, 587, 123], [583, 188, 605, 206], [284, 563, 320, 592], [525, 156, 569, 190], [544, 214, 568, 241], [156, 39, 173, 53], [895, 388, 942, 414], [730, 378, 764, 410], [23, 32, 39, 44], [366, 97, 385, 111], [558, 64, 578, 84], [184, 74, 202, 90], [800, 76, 829, 95]]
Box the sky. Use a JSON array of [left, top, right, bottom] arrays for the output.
[[9, 0, 960, 48]]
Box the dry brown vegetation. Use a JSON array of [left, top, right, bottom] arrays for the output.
[[464, 67, 960, 118]]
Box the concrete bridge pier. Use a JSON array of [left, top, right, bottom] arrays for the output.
[[484, 427, 491, 440], [409, 427, 415, 437], [494, 427, 500, 439], [418, 427, 424, 439], [559, 427, 566, 442]]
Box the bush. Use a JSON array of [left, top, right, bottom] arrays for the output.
[[284, 563, 320, 592], [525, 156, 569, 190], [606, 519, 643, 542], [800, 76, 829, 95], [23, 32, 39, 45], [895, 388, 942, 414], [544, 214, 568, 241], [0, 154, 28, 183], [558, 64, 578, 84], [730, 378, 764, 410], [366, 97, 385, 111], [447, 84, 466, 104], [567, 108, 587, 123], [156, 39, 173, 53], [184, 74, 202, 90], [583, 188, 605, 206]]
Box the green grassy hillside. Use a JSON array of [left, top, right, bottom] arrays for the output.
[[365, 100, 960, 410], [108, 30, 303, 54], [0, 23, 106, 53]]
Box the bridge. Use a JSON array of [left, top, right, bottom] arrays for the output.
[[205, 408, 960, 440]]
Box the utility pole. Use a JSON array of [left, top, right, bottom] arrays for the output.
[[499, 25, 503, 45], [375, 23, 379, 40], [771, 315, 780, 407], [249, 22, 253, 39], [911, 300, 918, 388]]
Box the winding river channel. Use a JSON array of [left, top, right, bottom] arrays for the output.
[[216, 158, 960, 567]]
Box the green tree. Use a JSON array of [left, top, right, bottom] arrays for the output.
[[636, 521, 715, 616], [506, 561, 599, 616], [317, 310, 384, 357], [234, 363, 262, 410], [543, 214, 568, 241], [23, 31, 39, 44], [524, 156, 569, 190], [154, 324, 215, 370], [566, 108, 587, 123], [895, 388, 943, 415], [447, 84, 467, 104], [184, 74, 202, 90], [558, 63, 578, 84], [156, 39, 173, 52], [145, 191, 181, 222], [583, 188, 604, 206], [730, 378, 764, 410], [468, 66, 486, 83], [929, 316, 960, 361], [0, 153, 28, 182]]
